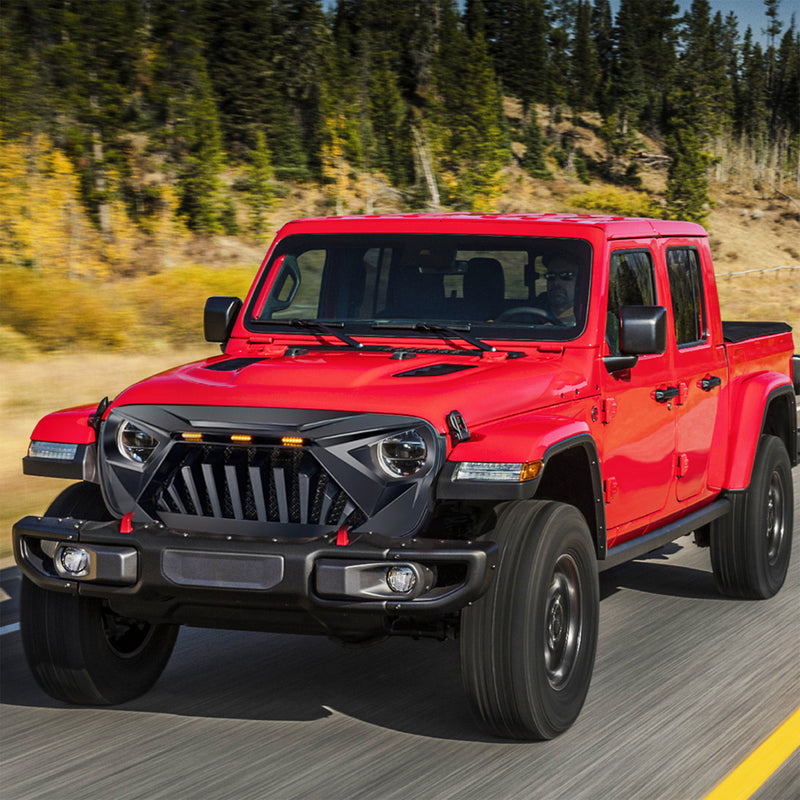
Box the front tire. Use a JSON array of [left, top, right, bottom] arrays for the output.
[[710, 434, 793, 599], [20, 482, 178, 705], [460, 500, 599, 740]]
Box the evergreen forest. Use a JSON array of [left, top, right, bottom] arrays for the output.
[[1, 0, 799, 350]]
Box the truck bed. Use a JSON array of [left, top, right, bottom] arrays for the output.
[[721, 320, 792, 343]]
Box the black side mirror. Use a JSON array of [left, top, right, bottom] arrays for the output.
[[604, 306, 667, 372], [204, 296, 243, 343], [620, 305, 667, 354]]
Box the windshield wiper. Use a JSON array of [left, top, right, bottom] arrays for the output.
[[372, 322, 495, 352], [254, 318, 363, 349]]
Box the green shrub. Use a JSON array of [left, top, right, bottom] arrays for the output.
[[567, 187, 660, 217]]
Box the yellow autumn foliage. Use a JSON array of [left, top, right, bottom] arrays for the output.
[[567, 187, 661, 218], [0, 133, 107, 278]]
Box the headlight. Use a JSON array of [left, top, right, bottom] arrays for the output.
[[377, 429, 427, 478], [116, 421, 158, 463]]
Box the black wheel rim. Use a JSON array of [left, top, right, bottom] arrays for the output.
[[765, 470, 786, 566], [101, 608, 156, 659], [543, 553, 582, 690]]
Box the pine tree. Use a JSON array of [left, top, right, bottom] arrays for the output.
[[770, 18, 800, 139], [466, 0, 487, 39], [612, 0, 648, 137], [148, 0, 225, 233], [570, 0, 599, 111], [429, 7, 510, 209], [272, 0, 330, 175], [665, 127, 710, 223], [735, 29, 769, 141], [203, 0, 276, 158], [521, 107, 553, 178], [247, 130, 275, 235], [591, 0, 614, 115], [484, 0, 548, 112], [669, 0, 732, 139], [368, 56, 414, 185]]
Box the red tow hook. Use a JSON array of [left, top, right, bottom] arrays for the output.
[[335, 524, 350, 546], [120, 512, 134, 534]]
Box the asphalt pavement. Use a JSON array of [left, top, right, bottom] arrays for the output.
[[1, 470, 798, 800]]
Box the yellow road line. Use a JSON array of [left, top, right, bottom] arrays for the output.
[[703, 706, 800, 800]]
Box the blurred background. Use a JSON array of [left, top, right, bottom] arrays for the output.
[[1, 0, 798, 555]]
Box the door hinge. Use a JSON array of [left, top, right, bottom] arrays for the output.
[[604, 477, 619, 503], [602, 397, 617, 424], [678, 382, 689, 405], [677, 453, 690, 478]]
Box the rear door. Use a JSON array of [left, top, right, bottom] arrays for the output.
[[662, 242, 727, 502]]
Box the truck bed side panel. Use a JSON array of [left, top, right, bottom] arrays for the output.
[[720, 330, 795, 489]]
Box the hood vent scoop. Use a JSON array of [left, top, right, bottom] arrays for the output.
[[204, 357, 264, 372], [393, 363, 477, 378]]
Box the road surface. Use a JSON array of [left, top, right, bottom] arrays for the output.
[[1, 469, 798, 800]]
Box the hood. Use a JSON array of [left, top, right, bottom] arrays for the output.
[[110, 347, 598, 433]]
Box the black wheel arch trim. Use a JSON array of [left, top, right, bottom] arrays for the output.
[[436, 433, 607, 558], [760, 385, 798, 467]]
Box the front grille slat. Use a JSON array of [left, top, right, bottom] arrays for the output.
[[248, 461, 268, 522], [225, 463, 244, 520], [273, 467, 289, 523], [180, 461, 203, 516], [148, 442, 364, 535], [318, 482, 337, 526], [298, 469, 311, 524], [201, 462, 223, 517], [167, 484, 187, 514]]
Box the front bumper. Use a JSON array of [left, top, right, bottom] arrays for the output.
[[13, 515, 498, 633]]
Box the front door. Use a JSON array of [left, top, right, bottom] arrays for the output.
[[600, 245, 676, 543]]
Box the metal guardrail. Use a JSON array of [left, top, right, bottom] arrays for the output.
[[717, 266, 800, 278]]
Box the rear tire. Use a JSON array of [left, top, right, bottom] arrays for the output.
[[710, 434, 793, 599], [460, 500, 599, 740], [20, 482, 178, 705]]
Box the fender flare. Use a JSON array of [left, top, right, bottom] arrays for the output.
[[722, 378, 796, 490], [437, 429, 607, 557]]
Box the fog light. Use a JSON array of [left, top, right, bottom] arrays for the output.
[[58, 546, 91, 577], [386, 565, 417, 594]]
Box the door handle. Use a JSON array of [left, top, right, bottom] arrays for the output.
[[701, 375, 722, 392], [655, 386, 681, 403]]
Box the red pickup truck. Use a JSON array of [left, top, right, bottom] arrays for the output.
[[14, 214, 798, 739]]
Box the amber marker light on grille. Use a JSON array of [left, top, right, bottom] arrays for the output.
[[181, 432, 203, 441], [281, 436, 304, 447], [230, 434, 253, 443]]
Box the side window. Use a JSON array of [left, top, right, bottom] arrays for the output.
[[606, 249, 657, 354], [666, 247, 706, 346]]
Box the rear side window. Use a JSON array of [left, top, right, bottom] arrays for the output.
[[666, 247, 706, 346], [606, 249, 657, 354]]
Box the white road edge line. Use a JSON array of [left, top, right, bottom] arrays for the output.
[[0, 623, 21, 636]]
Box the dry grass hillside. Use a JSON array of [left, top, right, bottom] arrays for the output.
[[1, 110, 798, 560]]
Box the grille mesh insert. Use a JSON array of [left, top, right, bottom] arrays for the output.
[[151, 443, 364, 529]]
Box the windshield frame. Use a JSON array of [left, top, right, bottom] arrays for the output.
[[244, 233, 593, 343]]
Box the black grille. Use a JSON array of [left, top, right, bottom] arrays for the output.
[[148, 443, 364, 529]]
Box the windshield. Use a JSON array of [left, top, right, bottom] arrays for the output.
[[245, 233, 592, 342]]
